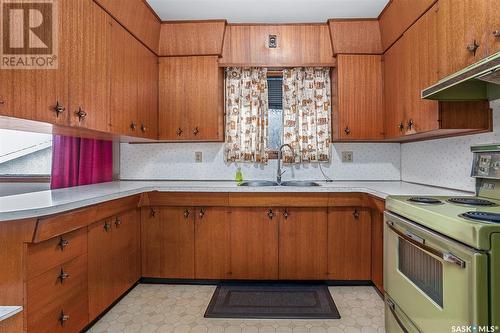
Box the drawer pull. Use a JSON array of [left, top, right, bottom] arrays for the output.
[[59, 311, 69, 326], [58, 269, 70, 283], [104, 221, 111, 232], [115, 217, 122, 227], [199, 208, 205, 219], [75, 107, 87, 121], [150, 208, 157, 217], [183, 209, 190, 219], [267, 209, 274, 220], [54, 101, 65, 117], [176, 128, 183, 136], [193, 127, 199, 136], [282, 209, 289, 220], [353, 209, 360, 220], [443, 252, 466, 268], [58, 237, 69, 251]]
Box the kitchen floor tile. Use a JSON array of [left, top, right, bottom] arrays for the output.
[[87, 285, 385, 333]]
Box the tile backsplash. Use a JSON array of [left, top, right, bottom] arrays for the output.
[[401, 99, 500, 192], [120, 142, 401, 181]]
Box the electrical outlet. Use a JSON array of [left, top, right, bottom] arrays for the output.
[[195, 152, 202, 163], [342, 151, 353, 163]]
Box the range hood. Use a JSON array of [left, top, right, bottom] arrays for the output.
[[422, 51, 500, 101]]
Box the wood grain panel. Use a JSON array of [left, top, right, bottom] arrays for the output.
[[371, 206, 384, 293], [27, 228, 87, 279], [328, 19, 382, 54], [159, 56, 224, 141], [147, 192, 228, 207], [0, 314, 22, 333], [379, 0, 437, 51], [229, 193, 329, 207], [137, 44, 159, 139], [220, 24, 335, 66], [328, 207, 372, 280], [159, 21, 226, 56], [229, 207, 279, 280], [194, 207, 230, 279], [33, 195, 140, 242], [328, 193, 364, 207], [68, 0, 111, 132], [487, 0, 500, 55], [336, 55, 384, 140], [439, 101, 492, 129], [278, 208, 328, 280], [141, 207, 162, 277], [93, 0, 161, 53]]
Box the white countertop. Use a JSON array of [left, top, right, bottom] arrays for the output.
[[0, 180, 471, 222], [0, 306, 22, 322]]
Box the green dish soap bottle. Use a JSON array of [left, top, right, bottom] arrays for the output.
[[235, 167, 243, 185]]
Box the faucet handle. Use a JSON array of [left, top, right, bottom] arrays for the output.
[[280, 169, 286, 176]]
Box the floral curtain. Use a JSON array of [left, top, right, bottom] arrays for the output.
[[225, 67, 269, 163], [282, 67, 331, 163]]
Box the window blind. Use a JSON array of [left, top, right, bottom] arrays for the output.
[[268, 77, 283, 110]]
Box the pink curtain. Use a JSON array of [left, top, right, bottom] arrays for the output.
[[51, 135, 113, 189]]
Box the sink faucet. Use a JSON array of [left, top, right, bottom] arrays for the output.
[[277, 144, 294, 184]]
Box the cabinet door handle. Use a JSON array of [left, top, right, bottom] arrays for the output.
[[130, 122, 137, 130], [344, 126, 351, 135], [0, 99, 5, 105], [104, 221, 111, 232], [407, 119, 414, 130], [150, 208, 157, 217], [115, 217, 122, 227], [58, 237, 69, 251], [59, 311, 69, 326], [193, 127, 199, 136], [176, 128, 183, 136], [267, 209, 274, 220], [353, 209, 360, 220], [493, 30, 500, 38], [282, 209, 289, 220], [58, 268, 70, 283], [54, 101, 65, 117], [397, 122, 404, 132], [141, 124, 147, 133], [199, 208, 205, 219], [75, 107, 87, 121], [183, 209, 190, 219], [466, 40, 479, 55]]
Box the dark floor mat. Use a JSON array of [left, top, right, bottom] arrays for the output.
[[204, 283, 341, 319]]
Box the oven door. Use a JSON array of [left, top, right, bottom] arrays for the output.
[[384, 211, 489, 333]]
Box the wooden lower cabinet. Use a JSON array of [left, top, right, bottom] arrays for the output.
[[371, 208, 384, 293], [194, 207, 230, 279], [278, 208, 328, 280], [88, 209, 140, 319], [229, 208, 279, 280], [327, 207, 372, 280]]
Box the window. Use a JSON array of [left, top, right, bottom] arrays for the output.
[[0, 129, 52, 179], [267, 73, 283, 153]]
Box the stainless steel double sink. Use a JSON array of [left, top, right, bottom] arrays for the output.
[[238, 180, 320, 187]]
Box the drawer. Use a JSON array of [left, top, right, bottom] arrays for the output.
[[27, 228, 87, 279], [27, 276, 88, 333], [27, 254, 87, 313]]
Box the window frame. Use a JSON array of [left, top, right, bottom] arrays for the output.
[[267, 69, 284, 159]]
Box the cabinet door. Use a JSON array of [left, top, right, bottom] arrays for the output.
[[327, 207, 371, 280], [159, 56, 224, 141], [112, 209, 140, 297], [141, 207, 162, 277], [137, 45, 159, 139], [437, 0, 489, 79], [487, 0, 500, 55], [278, 208, 328, 280], [194, 207, 230, 279], [88, 219, 115, 319], [383, 39, 406, 139], [403, 3, 439, 134], [337, 55, 384, 140], [67, 0, 110, 132], [159, 207, 195, 278], [229, 208, 279, 280], [109, 19, 139, 136], [0, 0, 69, 125]]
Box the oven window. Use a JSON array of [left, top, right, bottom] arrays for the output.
[[398, 238, 443, 307]]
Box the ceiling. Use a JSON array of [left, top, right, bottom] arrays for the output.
[[146, 0, 390, 23]]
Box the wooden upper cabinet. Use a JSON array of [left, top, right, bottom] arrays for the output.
[[278, 208, 328, 280], [436, 0, 490, 79], [487, 0, 500, 55], [0, 0, 69, 126], [378, 0, 437, 51], [327, 207, 372, 280], [137, 45, 159, 139], [229, 207, 279, 280], [220, 24, 335, 66], [93, 0, 161, 53], [159, 21, 226, 56], [68, 0, 111, 132], [159, 56, 224, 141], [336, 54, 384, 140], [328, 20, 382, 54], [194, 207, 230, 279]]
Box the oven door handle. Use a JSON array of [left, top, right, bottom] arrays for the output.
[[386, 220, 466, 269]]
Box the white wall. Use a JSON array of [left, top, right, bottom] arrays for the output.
[[120, 142, 401, 181], [401, 99, 500, 192], [0, 182, 50, 196]]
